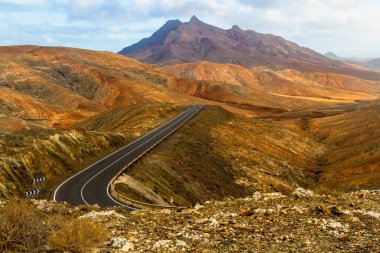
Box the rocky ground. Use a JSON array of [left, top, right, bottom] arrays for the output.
[[20, 188, 380, 252]]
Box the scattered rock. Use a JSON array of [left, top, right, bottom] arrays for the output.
[[175, 239, 188, 249], [7, 188, 379, 252], [291, 206, 305, 214], [159, 209, 172, 215], [121, 241, 134, 252], [153, 239, 171, 248], [209, 217, 219, 227], [194, 203, 204, 210], [292, 188, 314, 198], [252, 191, 262, 201], [110, 237, 128, 249], [31, 199, 53, 212], [354, 210, 380, 219], [79, 210, 125, 219]]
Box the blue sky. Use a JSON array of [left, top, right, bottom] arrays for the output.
[[1, 0, 379, 58]]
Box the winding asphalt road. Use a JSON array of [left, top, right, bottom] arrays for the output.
[[53, 105, 202, 207]]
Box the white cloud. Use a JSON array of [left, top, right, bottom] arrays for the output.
[[0, 0, 45, 5], [0, 0, 379, 57]]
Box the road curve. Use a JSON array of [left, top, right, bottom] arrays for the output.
[[53, 105, 202, 207]]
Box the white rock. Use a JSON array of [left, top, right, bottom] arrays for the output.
[[176, 240, 188, 249], [153, 239, 171, 248], [195, 218, 209, 224], [291, 206, 305, 214], [366, 211, 380, 219], [263, 192, 284, 200], [327, 220, 343, 229], [110, 237, 127, 249], [292, 188, 314, 198], [176, 231, 185, 237], [160, 209, 172, 215], [209, 217, 219, 227], [252, 191, 262, 201], [354, 210, 380, 219], [254, 208, 266, 214], [224, 212, 238, 218], [79, 210, 125, 219], [31, 199, 53, 212], [194, 203, 204, 210], [121, 241, 134, 252], [322, 219, 349, 232], [0, 200, 5, 207]]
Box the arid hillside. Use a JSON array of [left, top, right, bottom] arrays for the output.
[[0, 46, 205, 130], [111, 101, 380, 206], [1, 45, 326, 125], [0, 103, 181, 198], [113, 106, 325, 206], [164, 62, 379, 103], [309, 100, 380, 191], [0, 45, 378, 207], [4, 45, 375, 126]]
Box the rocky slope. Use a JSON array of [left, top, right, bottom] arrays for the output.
[[120, 16, 380, 81], [1, 188, 379, 252]]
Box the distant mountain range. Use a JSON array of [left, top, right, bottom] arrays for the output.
[[363, 58, 380, 71], [324, 52, 380, 72], [119, 16, 380, 80], [324, 52, 341, 61]]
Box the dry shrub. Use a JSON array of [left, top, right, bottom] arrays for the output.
[[313, 184, 342, 196], [48, 219, 107, 252], [0, 200, 49, 252]]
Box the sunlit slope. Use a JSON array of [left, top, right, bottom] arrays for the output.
[[310, 101, 380, 190], [0, 46, 200, 129], [113, 106, 325, 206], [165, 61, 379, 102]]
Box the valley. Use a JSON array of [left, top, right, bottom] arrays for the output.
[[0, 12, 379, 252], [0, 44, 379, 206]]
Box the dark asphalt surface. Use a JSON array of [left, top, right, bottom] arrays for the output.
[[53, 105, 202, 207]]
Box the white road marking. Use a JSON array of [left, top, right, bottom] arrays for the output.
[[80, 107, 197, 205], [53, 107, 192, 202], [106, 107, 201, 207]]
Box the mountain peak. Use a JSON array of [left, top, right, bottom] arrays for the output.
[[231, 25, 241, 30], [189, 15, 200, 23], [119, 17, 351, 72]]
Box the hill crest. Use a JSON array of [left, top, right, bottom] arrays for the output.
[[119, 16, 380, 81]]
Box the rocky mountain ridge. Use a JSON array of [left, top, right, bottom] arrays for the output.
[[120, 16, 380, 81]]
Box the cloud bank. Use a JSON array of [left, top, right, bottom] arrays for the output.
[[0, 0, 379, 58]]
